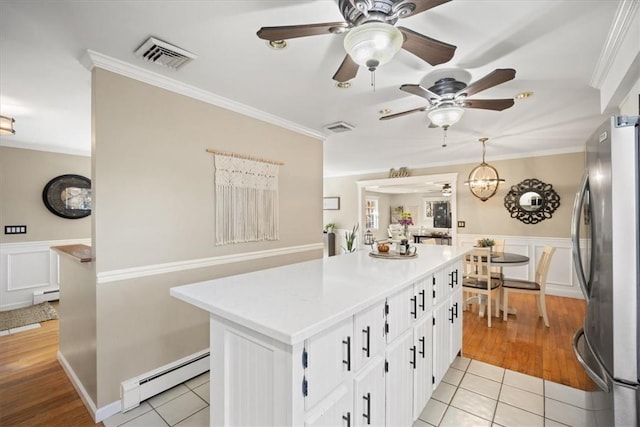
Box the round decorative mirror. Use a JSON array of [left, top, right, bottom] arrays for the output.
[[504, 178, 560, 224]]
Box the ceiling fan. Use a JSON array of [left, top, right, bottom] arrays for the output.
[[380, 68, 517, 129], [256, 0, 457, 83]]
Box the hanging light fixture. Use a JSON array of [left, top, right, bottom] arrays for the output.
[[464, 137, 505, 201], [343, 22, 403, 73], [427, 105, 464, 129], [442, 183, 452, 197], [0, 116, 16, 135]]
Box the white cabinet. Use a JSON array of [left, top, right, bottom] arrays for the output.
[[385, 286, 413, 343], [354, 302, 386, 371], [385, 329, 414, 427], [413, 314, 433, 419], [432, 300, 451, 386], [353, 356, 385, 427], [305, 385, 352, 427], [305, 317, 354, 410]]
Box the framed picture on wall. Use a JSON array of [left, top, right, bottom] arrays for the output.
[[323, 197, 340, 210], [425, 201, 433, 218]]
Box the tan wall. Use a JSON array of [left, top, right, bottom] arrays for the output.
[[58, 254, 97, 403], [324, 152, 585, 239], [90, 69, 323, 406], [0, 146, 91, 243]]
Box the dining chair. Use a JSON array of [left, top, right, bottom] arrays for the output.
[[502, 246, 555, 327], [462, 247, 502, 327], [490, 238, 505, 283]]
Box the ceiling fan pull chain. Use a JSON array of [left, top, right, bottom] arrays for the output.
[[370, 69, 376, 91], [441, 127, 448, 147]]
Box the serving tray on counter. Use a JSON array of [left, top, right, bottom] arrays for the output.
[[369, 251, 418, 260]]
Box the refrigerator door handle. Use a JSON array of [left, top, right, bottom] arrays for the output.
[[571, 172, 590, 301], [572, 328, 610, 392]]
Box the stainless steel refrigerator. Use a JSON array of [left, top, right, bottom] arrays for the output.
[[571, 115, 639, 426]]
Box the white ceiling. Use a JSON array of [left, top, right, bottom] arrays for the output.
[[0, 1, 631, 177]]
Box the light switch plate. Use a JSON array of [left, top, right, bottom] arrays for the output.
[[4, 225, 27, 234], [457, 221, 465, 228]]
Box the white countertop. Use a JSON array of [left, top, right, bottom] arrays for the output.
[[170, 245, 467, 345]]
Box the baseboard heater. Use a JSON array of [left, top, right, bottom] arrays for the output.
[[33, 289, 60, 304], [120, 349, 209, 412]]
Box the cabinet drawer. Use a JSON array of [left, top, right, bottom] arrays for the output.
[[304, 317, 354, 410]]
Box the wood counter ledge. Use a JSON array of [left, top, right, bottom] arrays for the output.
[[51, 244, 92, 263]]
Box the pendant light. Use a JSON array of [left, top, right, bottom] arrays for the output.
[[464, 137, 505, 201], [0, 116, 15, 135]]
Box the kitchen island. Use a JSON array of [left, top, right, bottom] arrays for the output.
[[171, 244, 467, 426]]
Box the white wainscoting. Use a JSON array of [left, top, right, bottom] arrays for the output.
[[0, 238, 91, 310], [457, 234, 586, 299]]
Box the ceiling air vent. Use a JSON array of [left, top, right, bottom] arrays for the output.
[[134, 37, 197, 70], [324, 121, 355, 133]]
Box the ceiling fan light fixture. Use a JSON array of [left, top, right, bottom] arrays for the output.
[[343, 22, 403, 71], [268, 40, 287, 49], [0, 115, 16, 135], [427, 105, 464, 128], [442, 183, 452, 197]]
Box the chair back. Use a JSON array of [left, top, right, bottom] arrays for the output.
[[492, 239, 505, 253], [535, 246, 555, 291], [421, 238, 437, 245], [465, 248, 492, 283]]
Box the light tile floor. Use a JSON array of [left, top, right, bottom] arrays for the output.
[[102, 357, 600, 427]]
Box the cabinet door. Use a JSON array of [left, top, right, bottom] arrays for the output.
[[385, 329, 414, 427], [305, 317, 354, 410], [433, 267, 448, 307], [386, 286, 413, 343], [305, 384, 353, 427], [354, 302, 386, 371], [353, 356, 385, 427], [450, 287, 463, 364], [432, 301, 451, 387], [413, 314, 433, 419]]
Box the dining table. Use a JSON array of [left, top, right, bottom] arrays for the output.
[[465, 251, 530, 317]]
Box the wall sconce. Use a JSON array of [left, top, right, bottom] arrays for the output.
[[464, 137, 505, 201], [0, 116, 16, 135]]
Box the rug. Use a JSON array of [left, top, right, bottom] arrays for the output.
[[0, 302, 58, 331]]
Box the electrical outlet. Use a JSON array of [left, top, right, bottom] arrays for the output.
[[4, 225, 27, 234], [457, 221, 465, 228]]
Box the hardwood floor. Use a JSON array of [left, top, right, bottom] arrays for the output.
[[0, 305, 100, 427], [0, 294, 595, 426], [462, 292, 598, 391]]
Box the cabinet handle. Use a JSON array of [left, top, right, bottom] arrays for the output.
[[419, 290, 425, 310], [453, 268, 459, 285], [362, 326, 370, 358], [343, 336, 351, 371], [454, 302, 459, 318], [342, 412, 351, 427], [362, 393, 371, 424], [410, 346, 416, 369], [411, 296, 417, 319], [419, 337, 425, 357], [449, 307, 454, 323]]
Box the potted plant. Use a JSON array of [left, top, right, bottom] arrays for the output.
[[477, 238, 495, 252], [324, 223, 336, 234], [343, 224, 359, 253]]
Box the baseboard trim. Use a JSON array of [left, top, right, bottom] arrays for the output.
[[97, 242, 323, 284]]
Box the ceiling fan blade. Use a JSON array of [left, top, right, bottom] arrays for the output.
[[400, 84, 441, 102], [257, 22, 348, 41], [428, 122, 439, 128], [398, 27, 456, 66], [380, 106, 428, 121], [394, 0, 452, 18], [332, 54, 359, 82], [463, 98, 515, 111], [457, 68, 516, 98]]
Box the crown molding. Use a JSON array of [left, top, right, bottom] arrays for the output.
[[590, 0, 639, 89], [0, 140, 91, 157], [80, 50, 326, 141]]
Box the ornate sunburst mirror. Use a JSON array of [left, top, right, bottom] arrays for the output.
[[504, 178, 560, 224]]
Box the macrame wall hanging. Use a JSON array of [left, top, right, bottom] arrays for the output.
[[208, 149, 283, 245]]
